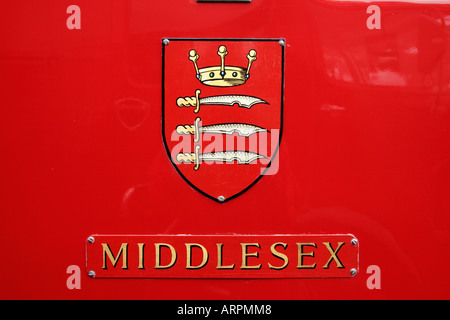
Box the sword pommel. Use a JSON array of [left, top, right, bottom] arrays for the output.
[[175, 117, 201, 143], [175, 124, 195, 135], [176, 89, 201, 113], [176, 145, 201, 170], [176, 152, 195, 163]]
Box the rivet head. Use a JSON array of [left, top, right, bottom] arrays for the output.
[[217, 195, 225, 202], [350, 268, 358, 277], [88, 270, 96, 278], [87, 236, 95, 243], [163, 38, 169, 46], [279, 39, 285, 47], [351, 238, 358, 246]]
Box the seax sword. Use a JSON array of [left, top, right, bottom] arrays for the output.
[[176, 89, 268, 113], [176, 117, 268, 143], [176, 146, 267, 171]]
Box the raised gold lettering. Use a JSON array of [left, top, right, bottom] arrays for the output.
[[138, 243, 145, 269], [155, 243, 177, 269], [186, 243, 209, 269], [240, 243, 261, 269], [297, 243, 317, 269], [216, 243, 235, 269], [269, 242, 289, 270], [322, 242, 345, 269], [102, 243, 128, 269]]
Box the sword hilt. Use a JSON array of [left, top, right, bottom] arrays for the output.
[[176, 117, 201, 143], [176, 145, 201, 170], [176, 89, 201, 113]]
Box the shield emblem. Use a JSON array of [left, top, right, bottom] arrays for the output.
[[162, 39, 284, 202]]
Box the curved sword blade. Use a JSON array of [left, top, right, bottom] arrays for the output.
[[199, 95, 268, 108], [199, 151, 267, 164], [201, 123, 268, 137]]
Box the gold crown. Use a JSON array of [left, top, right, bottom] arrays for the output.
[[189, 45, 257, 87]]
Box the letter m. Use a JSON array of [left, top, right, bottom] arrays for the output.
[[254, 305, 264, 314], [102, 243, 129, 269]]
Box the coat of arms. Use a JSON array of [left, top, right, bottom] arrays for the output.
[[162, 39, 284, 202]]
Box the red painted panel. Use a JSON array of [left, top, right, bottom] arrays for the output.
[[0, 0, 449, 299]]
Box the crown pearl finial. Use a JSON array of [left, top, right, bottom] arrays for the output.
[[246, 49, 257, 78], [217, 45, 228, 77], [187, 45, 257, 87], [189, 49, 200, 79]]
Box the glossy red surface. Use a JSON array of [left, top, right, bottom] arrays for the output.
[[1, 0, 450, 299]]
